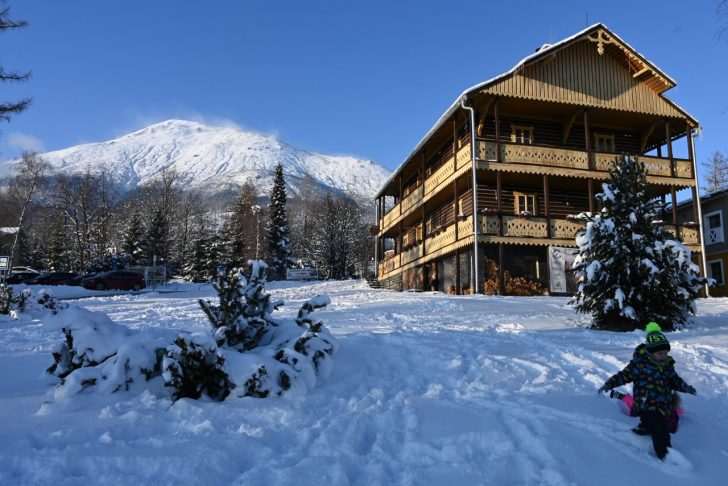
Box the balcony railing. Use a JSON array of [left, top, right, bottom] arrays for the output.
[[476, 140, 693, 178], [401, 185, 423, 213], [381, 204, 400, 230], [401, 244, 422, 265], [551, 219, 586, 239], [502, 215, 549, 238], [425, 156, 455, 194], [664, 224, 700, 245]]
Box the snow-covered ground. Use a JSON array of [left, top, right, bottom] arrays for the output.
[[1, 280, 727, 485]]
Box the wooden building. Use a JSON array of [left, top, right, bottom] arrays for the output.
[[677, 188, 728, 297], [373, 24, 705, 295]]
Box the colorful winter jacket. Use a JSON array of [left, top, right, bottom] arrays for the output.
[[604, 343, 690, 416]]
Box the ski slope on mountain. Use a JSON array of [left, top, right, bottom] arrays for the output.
[[34, 120, 390, 201], [1, 280, 727, 485]]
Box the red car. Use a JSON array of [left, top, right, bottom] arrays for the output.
[[81, 271, 146, 291]]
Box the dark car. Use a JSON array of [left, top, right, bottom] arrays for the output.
[[26, 272, 79, 286], [81, 271, 146, 291], [4, 271, 39, 284]]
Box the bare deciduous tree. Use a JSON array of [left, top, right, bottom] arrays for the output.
[[6, 152, 48, 265], [0, 2, 30, 124]]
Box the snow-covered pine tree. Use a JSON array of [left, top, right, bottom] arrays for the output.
[[198, 261, 282, 350], [143, 205, 170, 265], [121, 211, 145, 265], [571, 155, 707, 331], [226, 182, 259, 268], [267, 163, 290, 280]]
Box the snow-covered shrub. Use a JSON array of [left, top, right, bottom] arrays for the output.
[[0, 286, 66, 317], [571, 156, 708, 331], [163, 333, 232, 401], [46, 307, 170, 399], [198, 261, 338, 399], [199, 261, 282, 350]]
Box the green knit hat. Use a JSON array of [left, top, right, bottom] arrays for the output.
[[645, 322, 670, 353]]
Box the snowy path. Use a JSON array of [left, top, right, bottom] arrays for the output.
[[1, 280, 727, 485]]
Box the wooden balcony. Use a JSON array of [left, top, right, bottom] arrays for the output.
[[502, 215, 549, 238], [664, 224, 700, 245], [476, 140, 693, 179], [425, 156, 455, 194], [381, 204, 400, 230], [456, 142, 472, 170], [401, 244, 422, 265], [425, 223, 457, 254], [550, 219, 586, 239], [401, 185, 424, 213], [478, 141, 589, 169]]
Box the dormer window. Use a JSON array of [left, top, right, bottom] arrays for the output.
[[511, 125, 533, 144], [594, 133, 615, 153]]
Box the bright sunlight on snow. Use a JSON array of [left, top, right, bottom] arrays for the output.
[[1, 280, 727, 485]]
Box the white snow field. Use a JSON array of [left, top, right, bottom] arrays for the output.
[[1, 280, 727, 485]]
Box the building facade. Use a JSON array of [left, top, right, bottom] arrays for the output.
[[678, 189, 728, 297], [374, 24, 704, 295]]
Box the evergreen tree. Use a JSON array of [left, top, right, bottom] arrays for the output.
[[121, 211, 145, 265], [45, 217, 68, 271], [267, 164, 290, 280], [143, 205, 170, 266], [226, 182, 259, 268], [572, 156, 708, 331], [0, 3, 30, 124]]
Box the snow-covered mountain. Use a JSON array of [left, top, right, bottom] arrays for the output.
[[35, 119, 391, 203]]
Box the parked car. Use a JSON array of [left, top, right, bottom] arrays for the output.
[[4, 271, 39, 284], [81, 271, 146, 291], [26, 272, 80, 286], [10, 266, 40, 274]]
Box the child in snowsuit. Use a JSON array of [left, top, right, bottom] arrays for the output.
[[598, 322, 697, 460]]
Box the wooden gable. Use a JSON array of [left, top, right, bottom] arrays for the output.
[[481, 38, 686, 119]]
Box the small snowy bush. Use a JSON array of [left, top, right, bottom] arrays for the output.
[[197, 261, 338, 399], [0, 286, 64, 317], [45, 307, 171, 400], [45, 260, 338, 403], [163, 333, 233, 401]]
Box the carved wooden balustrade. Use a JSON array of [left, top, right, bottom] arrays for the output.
[[456, 143, 472, 170], [379, 256, 398, 276], [381, 205, 400, 230], [457, 216, 474, 237], [425, 223, 457, 254], [479, 215, 501, 235], [425, 157, 455, 195], [477, 141, 589, 169], [550, 219, 586, 239], [401, 245, 422, 265], [401, 185, 423, 213], [502, 215, 549, 237], [664, 224, 700, 245]]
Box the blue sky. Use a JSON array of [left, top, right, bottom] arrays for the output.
[[1, 0, 727, 186]]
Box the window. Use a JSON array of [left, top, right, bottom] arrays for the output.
[[594, 133, 615, 152], [514, 192, 538, 216], [708, 260, 724, 286], [703, 210, 724, 245], [511, 124, 533, 144]]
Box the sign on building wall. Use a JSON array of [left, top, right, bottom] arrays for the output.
[[548, 246, 579, 293], [0, 256, 9, 271]]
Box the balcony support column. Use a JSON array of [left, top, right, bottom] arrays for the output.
[[543, 175, 550, 238], [665, 120, 675, 178], [687, 126, 709, 295], [494, 98, 501, 162], [455, 248, 461, 295], [588, 179, 595, 213], [497, 171, 503, 236], [498, 243, 505, 295], [374, 199, 380, 277], [670, 186, 680, 239], [454, 179, 459, 240], [584, 110, 592, 170]]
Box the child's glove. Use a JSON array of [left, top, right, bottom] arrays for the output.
[[683, 384, 697, 395], [597, 384, 610, 394]]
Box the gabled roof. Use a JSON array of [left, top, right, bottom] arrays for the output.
[[377, 24, 698, 198]]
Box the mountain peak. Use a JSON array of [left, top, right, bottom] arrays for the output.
[[32, 120, 391, 203]]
